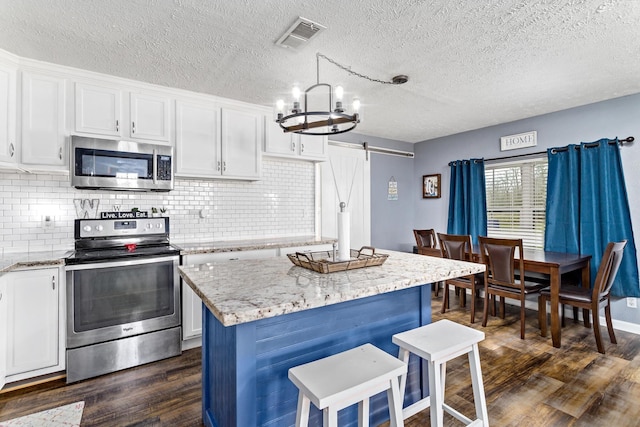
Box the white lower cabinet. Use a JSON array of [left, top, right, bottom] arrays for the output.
[[4, 267, 64, 383], [0, 275, 7, 390], [181, 249, 277, 341]]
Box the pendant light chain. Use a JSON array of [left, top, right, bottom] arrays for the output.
[[317, 53, 402, 85]]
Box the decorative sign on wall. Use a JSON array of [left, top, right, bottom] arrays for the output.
[[73, 199, 100, 219], [422, 174, 441, 199], [388, 177, 398, 201], [100, 211, 149, 219], [500, 130, 537, 151]]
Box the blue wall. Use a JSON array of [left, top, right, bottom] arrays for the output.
[[333, 93, 640, 327], [411, 93, 640, 326], [413, 93, 640, 240]]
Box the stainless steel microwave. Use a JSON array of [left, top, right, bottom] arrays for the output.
[[71, 136, 173, 192]]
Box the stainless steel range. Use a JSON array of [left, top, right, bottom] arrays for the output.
[[65, 217, 181, 383]]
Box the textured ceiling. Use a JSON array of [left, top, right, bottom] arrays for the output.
[[1, 0, 639, 143]]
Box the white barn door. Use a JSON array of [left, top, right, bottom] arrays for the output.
[[320, 143, 371, 249]]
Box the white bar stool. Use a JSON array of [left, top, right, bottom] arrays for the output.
[[392, 319, 489, 427], [288, 343, 407, 427]]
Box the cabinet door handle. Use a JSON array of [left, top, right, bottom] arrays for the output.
[[291, 141, 295, 152], [9, 143, 14, 157], [116, 120, 119, 132], [59, 147, 63, 160], [223, 161, 226, 172], [217, 161, 221, 171], [52, 275, 56, 290], [132, 121, 136, 134], [301, 143, 304, 153]]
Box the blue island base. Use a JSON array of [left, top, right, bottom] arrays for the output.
[[202, 284, 432, 427]]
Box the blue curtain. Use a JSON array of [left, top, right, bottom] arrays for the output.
[[545, 139, 640, 297], [447, 159, 487, 245]]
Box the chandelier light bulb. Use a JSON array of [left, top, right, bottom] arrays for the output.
[[292, 86, 301, 101], [275, 99, 285, 112], [275, 53, 400, 135]]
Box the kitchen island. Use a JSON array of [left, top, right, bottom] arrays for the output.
[[179, 250, 484, 427]]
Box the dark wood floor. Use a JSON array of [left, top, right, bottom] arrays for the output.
[[2, 290, 640, 426], [0, 347, 203, 426]]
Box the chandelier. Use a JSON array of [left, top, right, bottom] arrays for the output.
[[275, 53, 408, 136]]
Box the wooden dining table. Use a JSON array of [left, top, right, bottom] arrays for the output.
[[519, 249, 591, 348], [417, 245, 592, 348]]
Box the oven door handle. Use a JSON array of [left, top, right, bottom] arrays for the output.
[[65, 255, 179, 271]]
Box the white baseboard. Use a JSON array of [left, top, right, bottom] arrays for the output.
[[181, 336, 202, 351]]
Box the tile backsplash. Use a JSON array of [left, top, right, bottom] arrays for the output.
[[0, 159, 316, 254]]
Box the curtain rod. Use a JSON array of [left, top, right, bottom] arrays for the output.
[[328, 140, 415, 159], [550, 136, 634, 154], [482, 136, 634, 162]]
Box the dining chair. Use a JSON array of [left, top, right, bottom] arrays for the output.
[[438, 233, 483, 323], [413, 229, 437, 254], [538, 240, 627, 354], [413, 229, 443, 297], [478, 236, 548, 339]]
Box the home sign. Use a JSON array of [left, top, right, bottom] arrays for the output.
[[500, 130, 537, 151]]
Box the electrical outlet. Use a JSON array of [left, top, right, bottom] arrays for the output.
[[42, 215, 54, 229], [627, 297, 637, 308]]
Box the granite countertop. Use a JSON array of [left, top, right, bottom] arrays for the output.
[[173, 235, 337, 255], [0, 236, 336, 273], [179, 250, 485, 327], [0, 250, 71, 273]]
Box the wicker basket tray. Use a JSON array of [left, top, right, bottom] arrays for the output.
[[287, 246, 388, 274]]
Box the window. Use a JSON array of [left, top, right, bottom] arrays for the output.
[[485, 156, 548, 249]]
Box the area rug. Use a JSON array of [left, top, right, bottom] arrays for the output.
[[0, 401, 84, 427]]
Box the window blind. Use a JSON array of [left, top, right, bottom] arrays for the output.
[[485, 157, 548, 249]]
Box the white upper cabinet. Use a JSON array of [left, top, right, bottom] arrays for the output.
[[0, 51, 271, 177], [75, 83, 122, 137], [21, 72, 67, 166], [175, 100, 221, 178], [177, 103, 262, 180], [265, 118, 296, 156], [298, 133, 327, 160], [264, 118, 327, 161], [220, 106, 262, 180], [0, 64, 17, 164], [75, 83, 171, 143], [129, 91, 171, 142]]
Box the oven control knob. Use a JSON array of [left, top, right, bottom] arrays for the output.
[[156, 223, 162, 229], [83, 225, 92, 232], [96, 225, 104, 232], [146, 223, 153, 230]]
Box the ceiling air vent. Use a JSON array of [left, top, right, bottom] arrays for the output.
[[276, 17, 326, 51]]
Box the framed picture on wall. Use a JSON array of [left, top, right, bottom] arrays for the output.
[[422, 174, 441, 199]]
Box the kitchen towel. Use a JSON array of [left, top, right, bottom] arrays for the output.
[[337, 211, 351, 261]]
